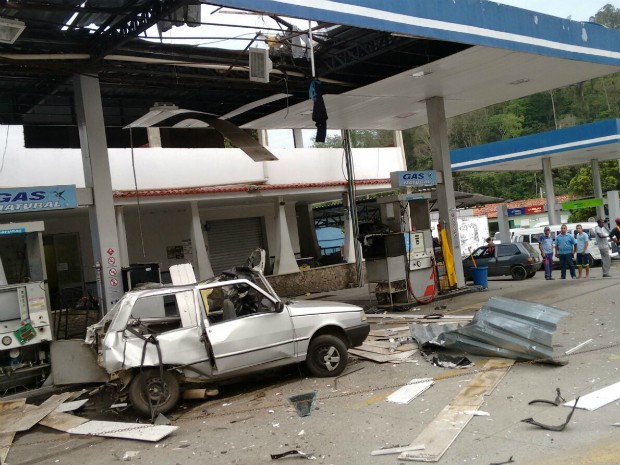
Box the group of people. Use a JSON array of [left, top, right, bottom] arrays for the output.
[[538, 218, 620, 280]]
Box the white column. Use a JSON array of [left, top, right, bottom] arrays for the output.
[[426, 97, 465, 287], [496, 205, 511, 243], [147, 127, 162, 147], [342, 193, 356, 264], [293, 129, 304, 148], [607, 190, 620, 223], [542, 158, 559, 225], [73, 74, 123, 311], [591, 159, 605, 220], [393, 130, 407, 169], [273, 197, 299, 275], [258, 129, 269, 146], [115, 206, 130, 268], [190, 201, 214, 280]]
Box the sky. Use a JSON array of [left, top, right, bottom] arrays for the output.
[[494, 1, 619, 21]]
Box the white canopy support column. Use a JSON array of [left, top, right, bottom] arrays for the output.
[[73, 74, 123, 311], [190, 201, 214, 280], [542, 158, 559, 225], [342, 192, 356, 264], [426, 96, 465, 288], [115, 206, 129, 268], [273, 197, 299, 275], [293, 129, 304, 148], [591, 159, 605, 220], [607, 190, 620, 223]]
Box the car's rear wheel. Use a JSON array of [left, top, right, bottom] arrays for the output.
[[306, 334, 348, 377], [511, 265, 527, 280], [129, 368, 180, 417], [587, 254, 595, 268]]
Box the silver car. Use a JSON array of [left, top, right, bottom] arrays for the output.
[[85, 267, 369, 416]]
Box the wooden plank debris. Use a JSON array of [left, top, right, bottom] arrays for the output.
[[22, 405, 89, 433], [349, 348, 417, 363], [564, 380, 620, 411], [399, 359, 514, 462], [0, 399, 25, 465], [354, 342, 417, 355], [55, 399, 89, 413], [67, 421, 178, 442], [387, 379, 434, 404], [0, 392, 72, 434]]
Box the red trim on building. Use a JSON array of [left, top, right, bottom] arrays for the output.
[[114, 179, 390, 199]]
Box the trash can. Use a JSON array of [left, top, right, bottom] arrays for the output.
[[470, 266, 488, 289]]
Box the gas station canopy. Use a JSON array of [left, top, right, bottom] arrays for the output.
[[451, 119, 620, 172], [1, 1, 620, 132]]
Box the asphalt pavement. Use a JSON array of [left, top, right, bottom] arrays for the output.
[[6, 264, 620, 465]]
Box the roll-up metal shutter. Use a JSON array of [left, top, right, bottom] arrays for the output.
[[208, 217, 265, 274]]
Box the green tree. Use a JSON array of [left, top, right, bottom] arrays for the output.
[[591, 4, 620, 28]]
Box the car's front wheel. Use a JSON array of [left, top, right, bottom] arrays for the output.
[[306, 334, 348, 377], [511, 265, 527, 280], [128, 368, 180, 417], [526, 271, 536, 279]]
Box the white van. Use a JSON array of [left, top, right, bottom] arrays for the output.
[[511, 222, 617, 266]]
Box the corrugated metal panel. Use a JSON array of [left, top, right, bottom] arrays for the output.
[[208, 217, 265, 275]]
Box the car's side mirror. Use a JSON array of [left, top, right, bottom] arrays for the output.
[[275, 301, 285, 313]]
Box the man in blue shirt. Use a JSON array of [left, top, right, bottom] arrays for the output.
[[538, 226, 554, 280], [555, 224, 577, 279], [575, 224, 590, 279]]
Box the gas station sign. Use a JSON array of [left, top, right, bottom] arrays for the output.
[[0, 185, 77, 213], [390, 171, 438, 187]]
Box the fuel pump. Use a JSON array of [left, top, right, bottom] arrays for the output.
[[364, 194, 436, 307], [0, 221, 53, 391]]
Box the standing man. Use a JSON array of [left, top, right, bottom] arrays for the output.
[[555, 224, 577, 279], [575, 224, 589, 279], [594, 218, 611, 278], [538, 226, 554, 280]]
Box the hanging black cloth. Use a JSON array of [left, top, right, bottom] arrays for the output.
[[309, 79, 328, 143]]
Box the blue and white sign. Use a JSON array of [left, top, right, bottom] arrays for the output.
[[507, 207, 525, 217], [391, 171, 437, 188], [0, 185, 78, 214], [0, 228, 26, 235]]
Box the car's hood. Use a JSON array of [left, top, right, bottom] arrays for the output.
[[286, 299, 362, 317]]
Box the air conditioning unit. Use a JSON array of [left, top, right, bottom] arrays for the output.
[[249, 47, 272, 83]]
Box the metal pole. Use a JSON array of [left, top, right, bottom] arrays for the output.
[[342, 130, 364, 287]]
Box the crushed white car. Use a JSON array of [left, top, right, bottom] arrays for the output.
[[85, 266, 369, 416]]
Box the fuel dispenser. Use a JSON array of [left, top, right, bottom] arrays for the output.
[[0, 221, 53, 391], [364, 195, 436, 307]]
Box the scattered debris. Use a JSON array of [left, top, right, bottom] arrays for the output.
[[55, 399, 89, 413], [410, 323, 463, 347], [270, 450, 316, 460], [564, 381, 620, 411], [490, 456, 515, 465], [463, 410, 490, 416], [288, 392, 317, 417], [564, 339, 593, 355], [298, 429, 305, 436], [121, 451, 140, 461], [67, 420, 177, 442], [110, 403, 129, 409], [387, 379, 434, 404], [427, 353, 473, 369], [154, 413, 171, 426], [410, 296, 569, 362], [0, 399, 25, 465], [521, 397, 579, 432], [371, 444, 425, 456], [334, 366, 364, 389], [528, 388, 565, 406], [398, 359, 514, 462], [349, 347, 417, 363], [0, 393, 73, 434], [230, 416, 254, 423]]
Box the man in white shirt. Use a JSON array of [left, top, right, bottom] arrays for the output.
[[594, 218, 611, 277]]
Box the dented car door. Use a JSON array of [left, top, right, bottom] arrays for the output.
[[198, 280, 295, 374]]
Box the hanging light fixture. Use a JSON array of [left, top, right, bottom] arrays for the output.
[[0, 17, 25, 44]]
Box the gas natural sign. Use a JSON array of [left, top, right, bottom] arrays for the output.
[[0, 185, 78, 213]]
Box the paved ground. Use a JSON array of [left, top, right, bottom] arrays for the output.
[[6, 264, 620, 465]]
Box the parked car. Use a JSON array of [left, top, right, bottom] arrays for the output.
[[85, 267, 369, 416], [463, 242, 542, 281]]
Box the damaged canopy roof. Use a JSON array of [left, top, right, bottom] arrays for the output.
[[411, 296, 569, 362]]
